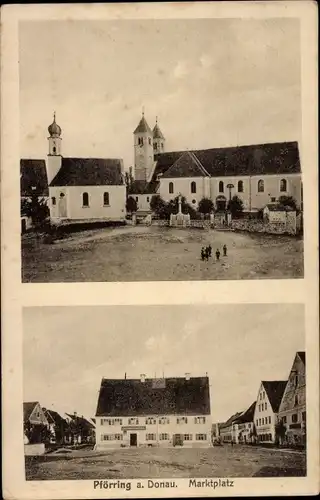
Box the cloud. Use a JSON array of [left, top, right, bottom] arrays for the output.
[[173, 60, 189, 79]]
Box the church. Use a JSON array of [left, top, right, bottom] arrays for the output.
[[95, 374, 211, 449], [21, 114, 126, 224], [129, 113, 302, 214]]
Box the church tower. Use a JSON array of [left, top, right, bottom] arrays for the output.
[[133, 111, 154, 181], [152, 117, 165, 155], [47, 112, 62, 184]]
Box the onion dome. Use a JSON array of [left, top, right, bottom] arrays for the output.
[[48, 112, 62, 137]]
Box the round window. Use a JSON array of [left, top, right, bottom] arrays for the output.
[[192, 199, 196, 204]]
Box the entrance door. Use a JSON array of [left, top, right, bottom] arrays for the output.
[[216, 197, 227, 212], [173, 434, 183, 446], [130, 433, 137, 447], [58, 193, 67, 218]]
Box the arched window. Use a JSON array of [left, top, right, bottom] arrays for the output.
[[51, 197, 56, 206], [82, 192, 89, 207], [138, 137, 143, 146], [148, 137, 151, 145], [219, 181, 224, 193], [154, 142, 157, 151], [103, 192, 109, 206], [280, 178, 287, 192], [191, 181, 196, 194], [238, 180, 243, 193], [258, 179, 264, 192], [53, 146, 56, 154], [169, 182, 174, 194]]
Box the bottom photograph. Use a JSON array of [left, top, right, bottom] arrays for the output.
[[23, 304, 306, 480]]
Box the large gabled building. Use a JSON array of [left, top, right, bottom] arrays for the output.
[[253, 380, 287, 444], [95, 374, 211, 449], [278, 351, 306, 446]]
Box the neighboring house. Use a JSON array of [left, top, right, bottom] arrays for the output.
[[42, 408, 69, 444], [278, 351, 306, 447], [235, 402, 257, 444], [219, 411, 243, 444], [23, 402, 49, 443], [253, 381, 287, 444], [46, 114, 126, 224], [64, 412, 96, 444], [130, 112, 302, 213], [95, 373, 211, 449]]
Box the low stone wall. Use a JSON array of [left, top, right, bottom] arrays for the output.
[[24, 443, 45, 456], [231, 218, 297, 235]]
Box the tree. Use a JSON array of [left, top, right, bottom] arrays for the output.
[[227, 195, 244, 218], [150, 195, 166, 213], [126, 196, 138, 214], [198, 198, 214, 215], [278, 195, 297, 211], [21, 194, 50, 227], [124, 167, 134, 192]]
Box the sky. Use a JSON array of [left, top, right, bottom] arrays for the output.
[[23, 304, 304, 423], [19, 18, 301, 170]]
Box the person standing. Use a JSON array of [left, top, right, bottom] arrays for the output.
[[208, 244, 212, 258], [223, 244, 227, 256], [216, 248, 220, 261]]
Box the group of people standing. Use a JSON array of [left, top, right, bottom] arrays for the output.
[[201, 244, 227, 261]]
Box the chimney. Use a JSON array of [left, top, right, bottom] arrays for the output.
[[140, 374, 146, 383], [185, 373, 191, 381]]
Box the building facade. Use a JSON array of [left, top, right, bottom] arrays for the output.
[[278, 351, 306, 446], [253, 381, 287, 444], [95, 374, 211, 449], [130, 113, 302, 214]]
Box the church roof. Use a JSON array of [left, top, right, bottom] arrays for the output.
[[20, 159, 49, 197], [134, 115, 152, 135], [50, 158, 124, 187], [96, 376, 211, 417], [152, 141, 301, 180], [162, 151, 209, 178], [153, 123, 165, 140], [261, 381, 287, 413]]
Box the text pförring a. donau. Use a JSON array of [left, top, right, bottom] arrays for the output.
[[93, 478, 235, 491]]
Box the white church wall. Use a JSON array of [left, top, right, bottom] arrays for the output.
[[159, 177, 207, 207], [49, 185, 126, 221]]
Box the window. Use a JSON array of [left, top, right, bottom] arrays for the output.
[[262, 418, 264, 425], [114, 434, 123, 441], [282, 416, 287, 424], [102, 434, 122, 441], [159, 417, 170, 425], [238, 180, 243, 193], [265, 403, 267, 410], [51, 197, 56, 206], [295, 395, 299, 406], [161, 143, 163, 149], [280, 179, 287, 192], [154, 142, 158, 151], [146, 433, 156, 441], [145, 417, 156, 425], [302, 411, 306, 422], [194, 417, 206, 424], [103, 192, 110, 206], [128, 417, 139, 425], [258, 180, 264, 192], [147, 197, 150, 202], [82, 192, 89, 207], [177, 417, 188, 424], [291, 413, 298, 423], [256, 420, 258, 426], [148, 137, 151, 145], [60, 192, 65, 198], [259, 419, 261, 426], [191, 181, 196, 194], [169, 182, 174, 194], [138, 137, 143, 146], [271, 197, 276, 202], [53, 146, 56, 154], [196, 434, 207, 441], [184, 434, 192, 441], [192, 199, 196, 204], [159, 433, 169, 440], [293, 373, 298, 388], [135, 196, 139, 202], [219, 181, 224, 193]]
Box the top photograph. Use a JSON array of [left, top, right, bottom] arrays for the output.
[[20, 18, 303, 283]]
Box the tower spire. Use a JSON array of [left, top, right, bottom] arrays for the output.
[[142, 106, 145, 117]]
